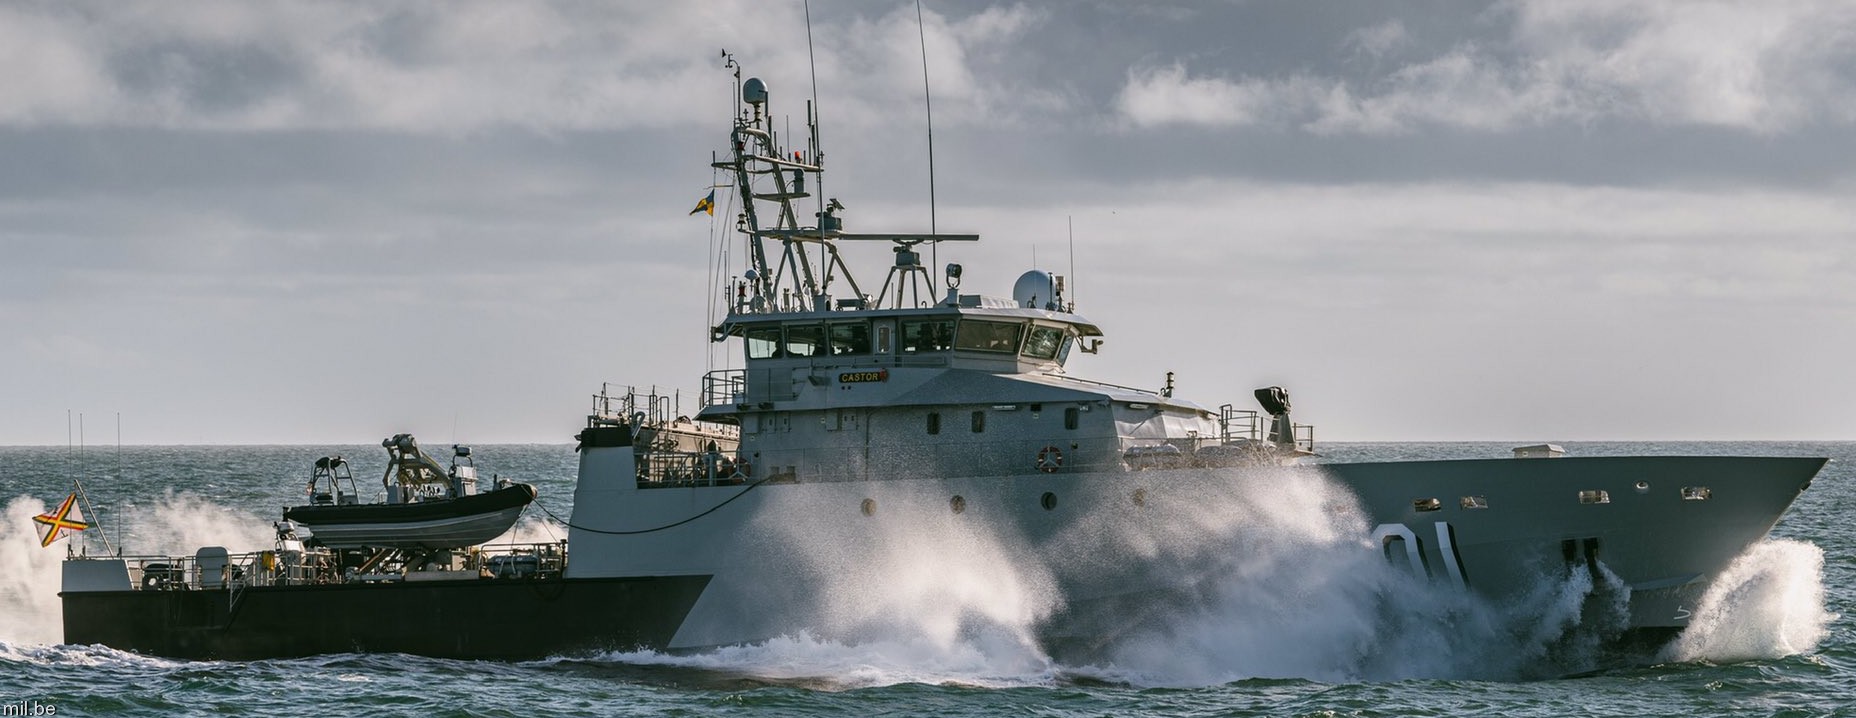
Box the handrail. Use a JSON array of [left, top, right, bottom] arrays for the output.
[[105, 541, 574, 591], [701, 369, 747, 407]]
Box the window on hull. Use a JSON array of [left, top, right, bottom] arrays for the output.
[[954, 319, 1024, 353], [746, 326, 782, 359], [1022, 325, 1064, 360], [900, 320, 954, 354], [785, 324, 824, 357], [829, 321, 871, 355]]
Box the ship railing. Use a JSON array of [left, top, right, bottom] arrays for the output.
[[1219, 405, 1264, 442], [470, 541, 568, 579], [120, 553, 201, 591], [1038, 372, 1163, 396], [591, 383, 684, 426], [117, 550, 328, 591], [701, 369, 748, 407], [637, 448, 752, 488], [723, 434, 1312, 483], [114, 541, 576, 590], [1218, 404, 1316, 454]]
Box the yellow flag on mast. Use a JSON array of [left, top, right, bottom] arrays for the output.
[[689, 189, 715, 216]]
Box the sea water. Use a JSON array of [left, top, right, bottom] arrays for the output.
[[1, 442, 1848, 717]]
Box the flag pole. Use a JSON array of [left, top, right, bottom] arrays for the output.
[[72, 477, 114, 557]]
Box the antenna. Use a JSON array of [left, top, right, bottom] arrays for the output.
[[804, 0, 827, 294], [804, 0, 824, 216], [915, 0, 940, 282], [1068, 215, 1077, 311]]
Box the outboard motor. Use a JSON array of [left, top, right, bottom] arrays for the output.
[[1254, 386, 1294, 449]]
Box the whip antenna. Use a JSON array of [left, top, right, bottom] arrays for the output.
[[804, 0, 827, 284], [1068, 215, 1076, 310], [915, 0, 939, 277]]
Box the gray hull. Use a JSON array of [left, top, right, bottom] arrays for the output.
[[567, 445, 1824, 654], [1327, 455, 1823, 629]]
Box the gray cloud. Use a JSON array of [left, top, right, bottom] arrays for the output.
[[1115, 0, 1856, 134]]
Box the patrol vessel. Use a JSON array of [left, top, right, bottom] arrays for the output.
[[59, 58, 1824, 661]]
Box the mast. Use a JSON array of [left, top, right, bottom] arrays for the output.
[[712, 59, 977, 328]]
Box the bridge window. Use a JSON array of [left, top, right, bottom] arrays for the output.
[[1022, 325, 1064, 360], [900, 319, 954, 354], [745, 326, 783, 359], [955, 319, 1024, 353], [829, 321, 871, 355], [785, 323, 824, 357]]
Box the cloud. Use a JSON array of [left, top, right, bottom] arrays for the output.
[[1115, 0, 1856, 134], [1343, 20, 1411, 60], [0, 1, 1053, 132], [1116, 64, 1337, 129]]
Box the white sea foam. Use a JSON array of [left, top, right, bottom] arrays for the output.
[[594, 631, 1060, 689], [1061, 466, 1632, 684], [1663, 538, 1834, 663], [743, 484, 1062, 685], [0, 491, 274, 648], [133, 490, 273, 555], [594, 465, 1663, 687], [0, 496, 67, 646]]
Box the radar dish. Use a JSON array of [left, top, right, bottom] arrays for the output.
[[743, 77, 768, 105], [1013, 270, 1055, 309]]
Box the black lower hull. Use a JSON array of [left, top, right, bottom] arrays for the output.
[[62, 575, 710, 661]]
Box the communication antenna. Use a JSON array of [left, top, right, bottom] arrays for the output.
[[804, 0, 827, 292], [1068, 215, 1077, 311], [915, 0, 940, 275]]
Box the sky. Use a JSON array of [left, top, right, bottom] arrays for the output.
[[3, 0, 1853, 445]]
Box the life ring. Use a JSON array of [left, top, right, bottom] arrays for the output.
[[1036, 446, 1063, 473]]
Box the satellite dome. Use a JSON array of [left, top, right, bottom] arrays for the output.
[[1013, 270, 1056, 309], [743, 77, 768, 105]]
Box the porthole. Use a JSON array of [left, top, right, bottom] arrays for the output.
[[1634, 481, 1650, 493], [1413, 498, 1442, 512], [1040, 492, 1058, 511], [1131, 488, 1146, 507], [861, 498, 876, 516], [950, 495, 967, 514]]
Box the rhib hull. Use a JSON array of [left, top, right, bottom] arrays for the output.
[[281, 483, 539, 550], [565, 449, 1823, 655]]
